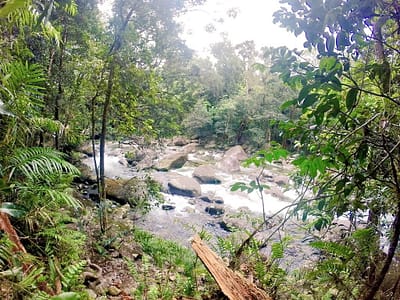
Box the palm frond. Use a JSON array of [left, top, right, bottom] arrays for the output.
[[0, 0, 29, 18], [0, 202, 26, 217], [30, 117, 64, 134], [46, 189, 81, 208], [8, 147, 80, 182], [0, 61, 45, 98]]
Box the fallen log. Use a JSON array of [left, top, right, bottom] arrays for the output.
[[191, 235, 272, 300]]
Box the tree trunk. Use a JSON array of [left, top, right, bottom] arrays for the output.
[[0, 212, 26, 253], [191, 235, 272, 300]]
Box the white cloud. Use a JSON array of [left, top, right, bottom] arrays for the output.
[[178, 0, 304, 55]]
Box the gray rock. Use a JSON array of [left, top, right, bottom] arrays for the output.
[[214, 197, 224, 204], [193, 165, 222, 184], [105, 177, 150, 207], [274, 175, 289, 186], [216, 156, 241, 173], [199, 194, 214, 203], [182, 142, 199, 153], [79, 144, 94, 157], [205, 206, 225, 216], [85, 289, 97, 300], [224, 145, 247, 161], [168, 174, 201, 197], [216, 145, 247, 173], [107, 286, 121, 296], [162, 203, 176, 210], [155, 152, 188, 171], [173, 136, 190, 146]]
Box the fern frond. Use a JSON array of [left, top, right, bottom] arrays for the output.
[[46, 189, 81, 208], [0, 0, 29, 18], [0, 236, 13, 268], [8, 147, 80, 182], [0, 61, 45, 99], [310, 240, 354, 260], [61, 260, 87, 290], [30, 117, 64, 134]]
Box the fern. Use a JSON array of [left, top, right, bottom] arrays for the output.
[[310, 240, 354, 260], [8, 147, 80, 182], [0, 236, 13, 268], [61, 260, 87, 290]]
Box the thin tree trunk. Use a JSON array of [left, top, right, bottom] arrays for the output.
[[0, 212, 26, 253], [364, 153, 400, 299]]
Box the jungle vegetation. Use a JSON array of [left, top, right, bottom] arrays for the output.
[[0, 0, 400, 299]]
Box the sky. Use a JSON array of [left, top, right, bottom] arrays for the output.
[[178, 0, 305, 56], [98, 0, 305, 56]]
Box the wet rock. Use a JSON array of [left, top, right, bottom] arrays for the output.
[[105, 177, 150, 207], [199, 193, 224, 204], [224, 145, 248, 161], [274, 175, 289, 186], [79, 144, 94, 157], [216, 156, 241, 173], [135, 149, 157, 170], [262, 169, 274, 180], [85, 289, 97, 300], [199, 194, 214, 203], [214, 197, 224, 204], [162, 203, 176, 211], [205, 206, 225, 216], [77, 163, 97, 184], [168, 174, 201, 197], [183, 142, 199, 153], [155, 152, 188, 171], [151, 172, 182, 193], [193, 165, 222, 184], [108, 286, 121, 296], [216, 145, 247, 173], [218, 221, 234, 232], [173, 136, 190, 146]]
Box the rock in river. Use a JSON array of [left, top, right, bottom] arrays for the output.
[[193, 165, 222, 184], [168, 174, 201, 197], [216, 145, 247, 173], [155, 152, 188, 171]]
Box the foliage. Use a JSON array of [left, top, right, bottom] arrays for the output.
[[272, 0, 400, 298], [130, 228, 217, 299]]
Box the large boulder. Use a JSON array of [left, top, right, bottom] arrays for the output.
[[193, 165, 222, 184], [105, 177, 150, 207], [168, 174, 201, 197], [172, 136, 190, 146], [135, 149, 157, 170], [216, 145, 247, 173], [151, 172, 182, 193], [224, 145, 247, 161], [182, 142, 199, 153], [155, 152, 188, 171], [216, 157, 241, 173]]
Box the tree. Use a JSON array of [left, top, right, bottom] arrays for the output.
[[273, 0, 400, 298]]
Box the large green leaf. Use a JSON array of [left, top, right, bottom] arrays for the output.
[[8, 147, 80, 182], [345, 88, 359, 111], [0, 0, 28, 18]]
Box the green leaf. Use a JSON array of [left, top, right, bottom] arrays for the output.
[[230, 182, 247, 192], [301, 93, 318, 108], [0, 202, 26, 217], [0, 0, 27, 18], [280, 99, 295, 110], [345, 88, 358, 111], [271, 242, 284, 259], [319, 57, 337, 72]]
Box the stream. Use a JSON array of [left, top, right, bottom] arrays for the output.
[[81, 141, 317, 270]]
